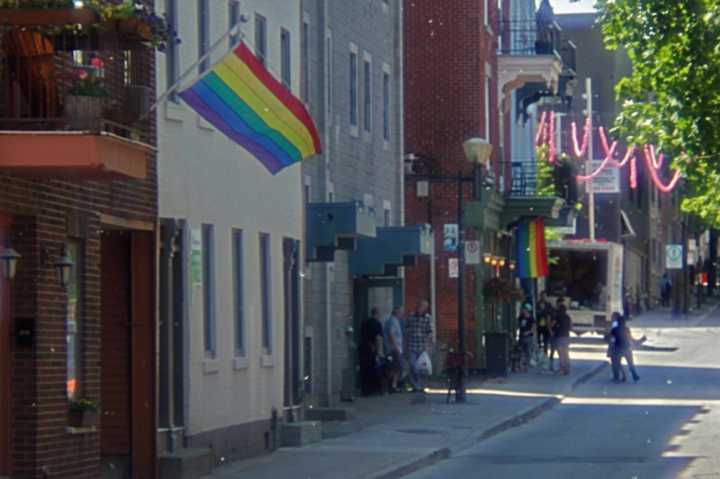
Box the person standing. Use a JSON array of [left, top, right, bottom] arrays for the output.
[[383, 306, 405, 393], [536, 291, 552, 357], [554, 303, 572, 375], [548, 297, 564, 371], [359, 307, 384, 396], [660, 273, 672, 307], [517, 304, 535, 371], [405, 300, 434, 392]]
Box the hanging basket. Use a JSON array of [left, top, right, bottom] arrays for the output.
[[483, 278, 524, 304], [64, 95, 105, 121]]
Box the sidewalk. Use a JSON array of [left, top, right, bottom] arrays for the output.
[[203, 355, 606, 479], [630, 295, 720, 328]]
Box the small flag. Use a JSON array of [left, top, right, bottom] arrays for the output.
[[515, 218, 549, 279], [179, 42, 321, 174]]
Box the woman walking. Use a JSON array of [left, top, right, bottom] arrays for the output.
[[609, 313, 640, 383]]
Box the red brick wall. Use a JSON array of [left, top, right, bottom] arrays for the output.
[[404, 0, 499, 359], [1, 39, 157, 478]]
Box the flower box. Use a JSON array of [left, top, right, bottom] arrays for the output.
[[114, 17, 152, 42], [0, 7, 95, 26], [64, 95, 105, 120], [68, 409, 98, 428]]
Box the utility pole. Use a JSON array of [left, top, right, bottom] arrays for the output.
[[585, 77, 596, 242], [456, 171, 467, 403]]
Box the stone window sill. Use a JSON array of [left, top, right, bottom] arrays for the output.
[[260, 354, 274, 368], [66, 426, 96, 435], [233, 356, 250, 371], [202, 358, 220, 375]]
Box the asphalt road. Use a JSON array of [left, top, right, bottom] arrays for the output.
[[406, 310, 720, 479]]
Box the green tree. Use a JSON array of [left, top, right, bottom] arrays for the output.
[[599, 0, 720, 226]]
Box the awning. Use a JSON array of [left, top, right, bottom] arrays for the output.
[[349, 225, 433, 276], [306, 201, 376, 262]]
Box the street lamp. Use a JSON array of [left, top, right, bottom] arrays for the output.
[[0, 243, 20, 281], [55, 247, 74, 289]]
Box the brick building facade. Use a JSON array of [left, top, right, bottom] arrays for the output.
[[0, 17, 157, 479]]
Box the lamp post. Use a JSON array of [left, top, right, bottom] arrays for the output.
[[405, 138, 492, 404], [0, 243, 20, 281]]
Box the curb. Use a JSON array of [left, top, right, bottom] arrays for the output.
[[369, 448, 451, 479], [368, 361, 608, 479]]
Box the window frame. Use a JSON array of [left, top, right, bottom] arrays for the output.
[[484, 62, 492, 141], [232, 229, 245, 357], [349, 43, 359, 134], [302, 13, 310, 102], [259, 232, 273, 354], [198, 0, 210, 73], [166, 0, 179, 102], [281, 28, 292, 89], [255, 13, 267, 66], [229, 0, 241, 47], [362, 52, 372, 134], [202, 224, 216, 357], [65, 240, 84, 400], [382, 64, 391, 144]]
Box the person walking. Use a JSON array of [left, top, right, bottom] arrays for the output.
[[383, 306, 405, 393], [554, 303, 572, 375], [536, 291, 552, 357], [517, 304, 535, 372], [359, 307, 384, 396], [405, 300, 434, 393], [610, 313, 641, 383]]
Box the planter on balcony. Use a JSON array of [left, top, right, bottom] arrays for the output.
[[64, 95, 105, 120], [0, 7, 95, 26], [68, 410, 98, 428], [114, 17, 153, 42]]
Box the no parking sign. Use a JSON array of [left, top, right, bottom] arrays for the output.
[[666, 244, 683, 270]]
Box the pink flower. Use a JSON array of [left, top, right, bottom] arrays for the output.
[[75, 68, 89, 80], [90, 57, 104, 69]]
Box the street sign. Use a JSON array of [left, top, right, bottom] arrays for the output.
[[443, 224, 458, 252], [449, 258, 459, 278], [666, 244, 683, 269], [591, 161, 620, 194], [465, 240, 480, 265]]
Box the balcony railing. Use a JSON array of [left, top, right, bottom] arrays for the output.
[[498, 20, 562, 57], [0, 27, 152, 142], [505, 160, 577, 204]]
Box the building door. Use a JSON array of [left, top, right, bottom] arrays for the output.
[[101, 231, 132, 473], [101, 230, 156, 478], [0, 214, 12, 476], [283, 239, 302, 410]]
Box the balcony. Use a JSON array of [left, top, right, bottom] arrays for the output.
[[498, 20, 565, 109], [0, 25, 154, 180]]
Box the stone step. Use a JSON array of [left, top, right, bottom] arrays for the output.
[[159, 447, 215, 479], [305, 407, 355, 422], [280, 421, 322, 447]]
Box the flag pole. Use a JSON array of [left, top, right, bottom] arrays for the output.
[[138, 21, 247, 123]]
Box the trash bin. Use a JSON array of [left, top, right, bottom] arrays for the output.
[[485, 332, 510, 377]]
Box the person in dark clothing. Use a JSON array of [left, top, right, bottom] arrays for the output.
[[548, 297, 564, 371], [554, 304, 572, 375], [536, 292, 552, 356], [609, 313, 640, 383], [517, 304, 535, 371], [359, 307, 384, 395]]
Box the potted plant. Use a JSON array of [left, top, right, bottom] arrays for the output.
[[65, 57, 108, 120], [0, 1, 96, 26], [68, 398, 98, 428]]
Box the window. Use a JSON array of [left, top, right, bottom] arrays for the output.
[[229, 0, 241, 47], [326, 29, 333, 119], [232, 229, 245, 356], [281, 28, 291, 88], [383, 200, 392, 226], [255, 14, 267, 66], [66, 241, 83, 400], [349, 47, 358, 128], [202, 224, 216, 356], [302, 15, 310, 102], [483, 0, 489, 29], [166, 0, 179, 100], [382, 68, 391, 142], [198, 0, 210, 73], [304, 175, 311, 204], [363, 55, 372, 133], [259, 233, 272, 353]]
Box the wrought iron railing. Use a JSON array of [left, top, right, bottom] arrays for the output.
[[505, 160, 578, 203], [498, 20, 562, 57]]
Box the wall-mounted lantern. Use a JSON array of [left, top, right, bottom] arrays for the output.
[[55, 247, 74, 289], [0, 244, 20, 281]]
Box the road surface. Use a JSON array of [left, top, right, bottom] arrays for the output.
[[406, 309, 720, 479]]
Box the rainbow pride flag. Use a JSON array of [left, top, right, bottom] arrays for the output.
[[515, 218, 549, 279], [179, 42, 321, 174]]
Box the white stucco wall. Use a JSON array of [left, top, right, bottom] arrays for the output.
[[156, 0, 302, 435]]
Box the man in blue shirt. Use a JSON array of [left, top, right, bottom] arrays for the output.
[[384, 306, 404, 393]]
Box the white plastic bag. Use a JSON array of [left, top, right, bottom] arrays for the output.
[[415, 351, 433, 376]]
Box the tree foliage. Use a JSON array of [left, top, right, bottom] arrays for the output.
[[599, 0, 720, 226]]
